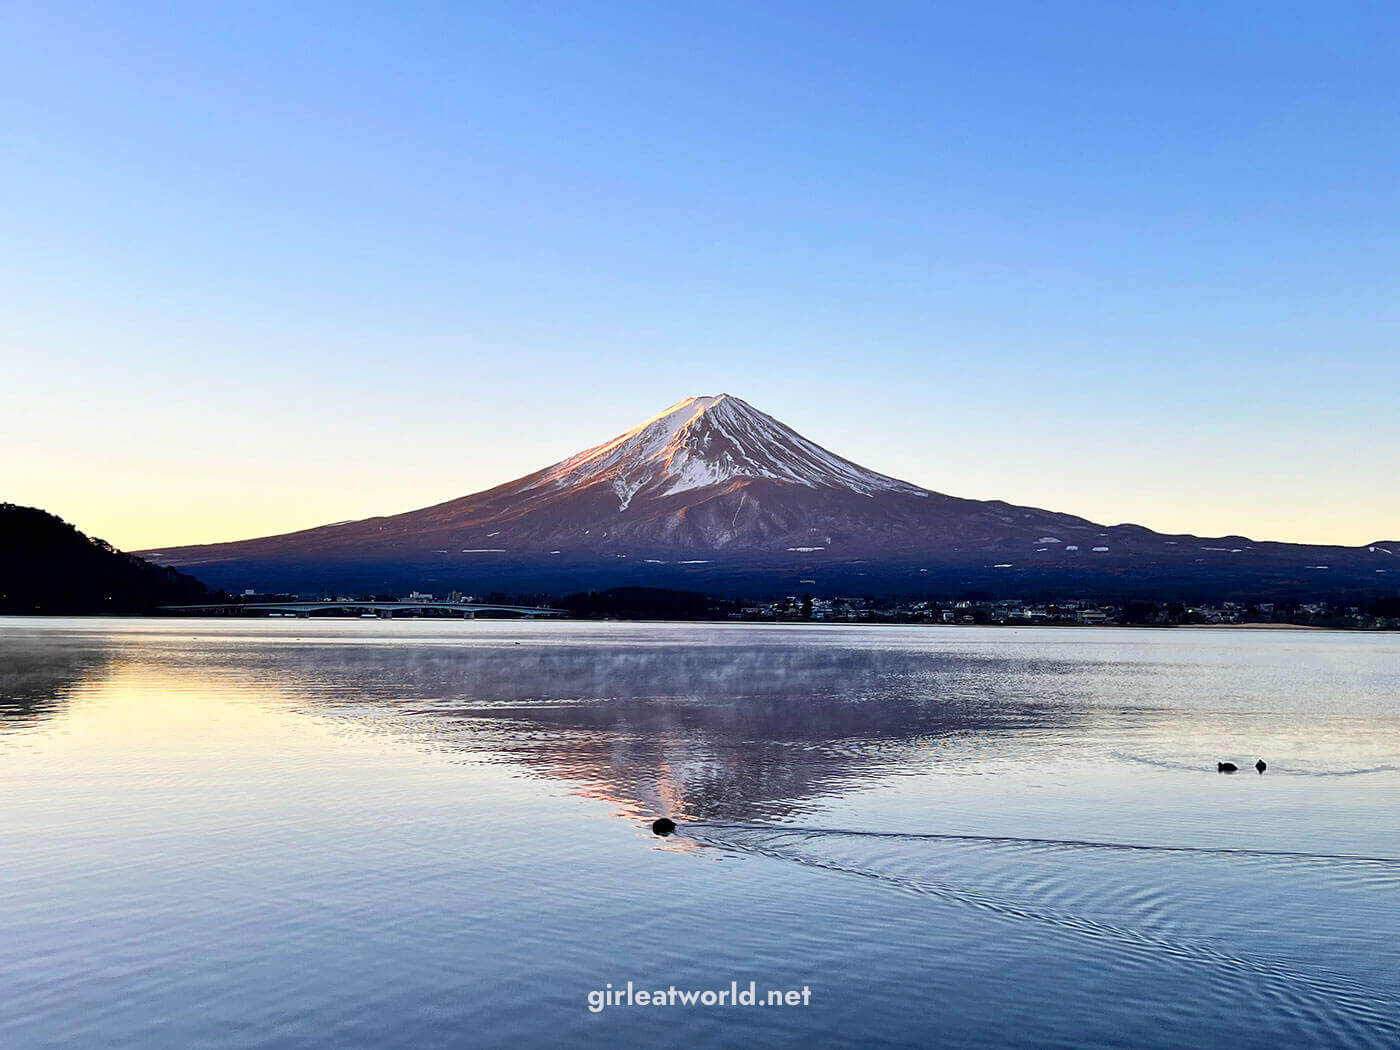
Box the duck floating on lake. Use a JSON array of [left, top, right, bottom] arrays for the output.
[[1255, 759, 1267, 773], [651, 817, 677, 836], [1217, 761, 1238, 773]]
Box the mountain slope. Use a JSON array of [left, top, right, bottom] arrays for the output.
[[140, 395, 1397, 598]]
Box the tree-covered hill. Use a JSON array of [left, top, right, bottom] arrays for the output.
[[0, 504, 220, 614]]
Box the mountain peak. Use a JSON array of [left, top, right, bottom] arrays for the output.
[[525, 394, 925, 510]]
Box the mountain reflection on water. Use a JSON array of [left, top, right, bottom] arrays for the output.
[[3, 625, 1098, 821], [5, 620, 1394, 831], [361, 641, 1099, 822]]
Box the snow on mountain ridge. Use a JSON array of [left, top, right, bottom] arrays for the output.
[[526, 394, 927, 509]]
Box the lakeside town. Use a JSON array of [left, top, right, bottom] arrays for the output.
[[739, 594, 1400, 629], [211, 588, 1400, 630]]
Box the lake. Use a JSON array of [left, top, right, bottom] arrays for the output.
[[1, 619, 1397, 1048]]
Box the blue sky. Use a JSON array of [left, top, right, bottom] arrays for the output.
[[3, 1, 1397, 548]]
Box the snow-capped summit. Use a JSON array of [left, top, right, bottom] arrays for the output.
[[528, 394, 925, 510], [143, 394, 1391, 598]]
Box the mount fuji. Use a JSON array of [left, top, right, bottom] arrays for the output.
[[143, 395, 1395, 598]]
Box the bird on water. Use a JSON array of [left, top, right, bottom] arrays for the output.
[[1256, 759, 1267, 773], [651, 818, 677, 836], [1217, 761, 1238, 773]]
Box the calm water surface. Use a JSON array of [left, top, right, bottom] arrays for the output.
[[1, 619, 1397, 1049]]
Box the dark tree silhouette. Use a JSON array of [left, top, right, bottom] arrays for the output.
[[560, 587, 728, 620], [0, 504, 220, 614]]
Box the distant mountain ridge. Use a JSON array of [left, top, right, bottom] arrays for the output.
[[141, 395, 1398, 599]]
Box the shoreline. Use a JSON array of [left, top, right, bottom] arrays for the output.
[[0, 614, 1390, 633]]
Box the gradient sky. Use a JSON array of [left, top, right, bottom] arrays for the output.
[[3, 2, 1398, 550]]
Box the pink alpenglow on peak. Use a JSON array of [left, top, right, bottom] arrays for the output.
[[526, 394, 927, 510]]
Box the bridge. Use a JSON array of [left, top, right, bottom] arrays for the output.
[[161, 600, 566, 619]]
